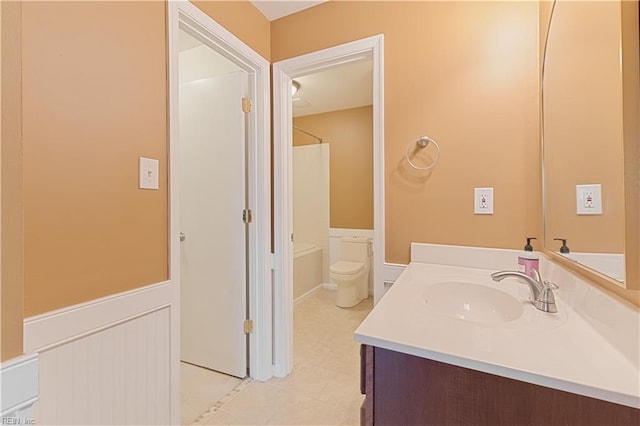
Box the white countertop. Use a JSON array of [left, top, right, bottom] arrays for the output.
[[354, 247, 640, 409]]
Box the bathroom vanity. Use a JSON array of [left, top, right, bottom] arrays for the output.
[[359, 345, 638, 425], [355, 244, 640, 425]]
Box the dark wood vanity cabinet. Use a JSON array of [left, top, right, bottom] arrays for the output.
[[360, 344, 639, 426]]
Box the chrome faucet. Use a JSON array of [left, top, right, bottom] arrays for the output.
[[491, 270, 558, 313]]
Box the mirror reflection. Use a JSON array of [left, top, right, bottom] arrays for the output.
[[543, 0, 639, 284]]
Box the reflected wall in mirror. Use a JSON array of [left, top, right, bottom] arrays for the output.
[[542, 0, 639, 287]]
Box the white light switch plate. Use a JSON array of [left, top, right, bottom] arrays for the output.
[[576, 184, 602, 215], [139, 157, 159, 190], [474, 187, 494, 214]]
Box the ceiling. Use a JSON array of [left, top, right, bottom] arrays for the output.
[[250, 0, 328, 21], [293, 57, 373, 117], [179, 30, 202, 52], [178, 5, 373, 117]]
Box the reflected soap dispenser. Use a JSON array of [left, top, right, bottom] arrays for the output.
[[554, 238, 570, 254], [518, 237, 539, 277]]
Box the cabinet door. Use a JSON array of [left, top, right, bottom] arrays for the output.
[[360, 345, 374, 426], [372, 347, 640, 425]]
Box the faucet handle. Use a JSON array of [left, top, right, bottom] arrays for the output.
[[536, 280, 558, 303], [535, 280, 559, 313]]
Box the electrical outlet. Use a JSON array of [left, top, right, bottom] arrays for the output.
[[584, 191, 594, 208], [474, 187, 494, 214], [576, 184, 602, 215]]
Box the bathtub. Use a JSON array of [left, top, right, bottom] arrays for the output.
[[293, 243, 323, 300]]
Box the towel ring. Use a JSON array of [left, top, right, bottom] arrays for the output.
[[405, 136, 440, 170]]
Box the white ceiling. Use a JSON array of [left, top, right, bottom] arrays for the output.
[[179, 11, 373, 118], [178, 30, 203, 52], [293, 57, 373, 117], [250, 0, 328, 21], [179, 30, 240, 84]]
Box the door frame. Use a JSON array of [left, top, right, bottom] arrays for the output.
[[168, 1, 272, 422], [272, 35, 385, 377]]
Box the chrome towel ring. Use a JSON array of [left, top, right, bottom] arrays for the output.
[[405, 136, 441, 170]]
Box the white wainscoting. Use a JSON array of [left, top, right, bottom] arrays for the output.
[[1, 354, 39, 423], [382, 262, 406, 297], [24, 281, 173, 425]]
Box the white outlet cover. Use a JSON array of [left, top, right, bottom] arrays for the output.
[[139, 157, 159, 190], [576, 184, 602, 215], [474, 187, 494, 215]]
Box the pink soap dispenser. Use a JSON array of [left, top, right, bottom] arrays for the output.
[[518, 237, 539, 277]]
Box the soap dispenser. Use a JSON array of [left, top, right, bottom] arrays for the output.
[[518, 237, 539, 278], [554, 238, 570, 254]]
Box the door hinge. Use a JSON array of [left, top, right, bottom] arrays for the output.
[[243, 319, 254, 334], [242, 209, 252, 224], [242, 97, 252, 113]]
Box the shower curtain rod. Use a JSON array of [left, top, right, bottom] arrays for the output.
[[293, 126, 324, 143]]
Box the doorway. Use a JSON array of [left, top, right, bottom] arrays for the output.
[[168, 2, 272, 423], [178, 27, 249, 379], [272, 35, 385, 377]]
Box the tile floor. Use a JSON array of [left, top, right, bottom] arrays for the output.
[[192, 288, 373, 425], [181, 362, 243, 425]]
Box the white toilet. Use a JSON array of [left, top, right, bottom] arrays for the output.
[[329, 237, 372, 308]]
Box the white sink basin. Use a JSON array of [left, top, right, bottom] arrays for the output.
[[423, 281, 524, 323]]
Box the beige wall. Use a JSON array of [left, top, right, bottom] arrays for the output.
[[1, 1, 24, 362], [273, 1, 542, 264], [2, 0, 637, 356], [22, 1, 168, 316], [294, 106, 373, 230], [192, 0, 271, 60], [19, 1, 270, 317]]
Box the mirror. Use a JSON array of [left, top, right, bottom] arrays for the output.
[[542, 0, 639, 286]]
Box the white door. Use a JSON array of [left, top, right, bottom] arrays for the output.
[[179, 71, 248, 378]]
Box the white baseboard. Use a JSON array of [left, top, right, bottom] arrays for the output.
[[293, 284, 323, 304], [1, 354, 39, 420], [322, 282, 337, 291], [382, 263, 406, 290]]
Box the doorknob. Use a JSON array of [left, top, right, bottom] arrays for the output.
[[180, 232, 186, 242]]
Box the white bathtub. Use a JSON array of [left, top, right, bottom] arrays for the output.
[[293, 243, 323, 300]]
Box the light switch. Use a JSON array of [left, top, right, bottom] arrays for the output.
[[576, 184, 602, 215], [139, 157, 159, 190], [474, 187, 494, 215]]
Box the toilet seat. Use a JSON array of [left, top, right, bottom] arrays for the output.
[[330, 260, 365, 275]]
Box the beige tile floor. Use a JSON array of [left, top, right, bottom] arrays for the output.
[[181, 362, 244, 425], [194, 288, 373, 425]]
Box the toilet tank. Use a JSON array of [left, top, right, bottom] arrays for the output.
[[340, 237, 372, 263]]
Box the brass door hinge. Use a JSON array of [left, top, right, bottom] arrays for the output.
[[242, 98, 252, 113], [242, 209, 252, 224], [243, 319, 254, 334]]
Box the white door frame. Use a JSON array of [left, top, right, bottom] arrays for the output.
[[168, 1, 272, 423], [273, 35, 385, 377]]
